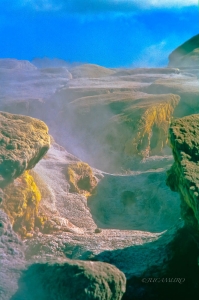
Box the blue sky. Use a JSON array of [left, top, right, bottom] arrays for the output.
[[0, 0, 198, 67]]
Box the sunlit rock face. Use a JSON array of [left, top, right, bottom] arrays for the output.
[[167, 114, 199, 234], [0, 112, 50, 186], [168, 34, 199, 67], [12, 259, 126, 300]]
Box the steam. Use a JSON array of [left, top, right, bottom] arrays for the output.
[[0, 57, 195, 173], [132, 40, 170, 68]]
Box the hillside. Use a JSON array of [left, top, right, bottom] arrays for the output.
[[169, 34, 199, 67]]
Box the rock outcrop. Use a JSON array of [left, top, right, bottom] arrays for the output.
[[0, 113, 82, 238], [110, 93, 179, 159], [0, 142, 83, 237], [12, 259, 126, 300], [0, 112, 50, 187], [166, 114, 199, 235], [66, 162, 98, 197], [168, 34, 199, 67], [165, 114, 199, 299], [2, 171, 43, 238]]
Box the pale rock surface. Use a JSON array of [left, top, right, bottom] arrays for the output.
[[0, 210, 25, 300]]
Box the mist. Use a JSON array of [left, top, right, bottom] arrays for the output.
[[0, 57, 197, 173]]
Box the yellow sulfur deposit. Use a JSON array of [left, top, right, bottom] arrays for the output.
[[66, 162, 97, 198], [123, 96, 179, 157], [2, 170, 47, 238]]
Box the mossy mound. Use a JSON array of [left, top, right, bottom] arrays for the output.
[[12, 259, 126, 300], [66, 162, 98, 197]]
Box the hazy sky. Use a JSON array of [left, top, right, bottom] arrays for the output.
[[0, 0, 198, 67]]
